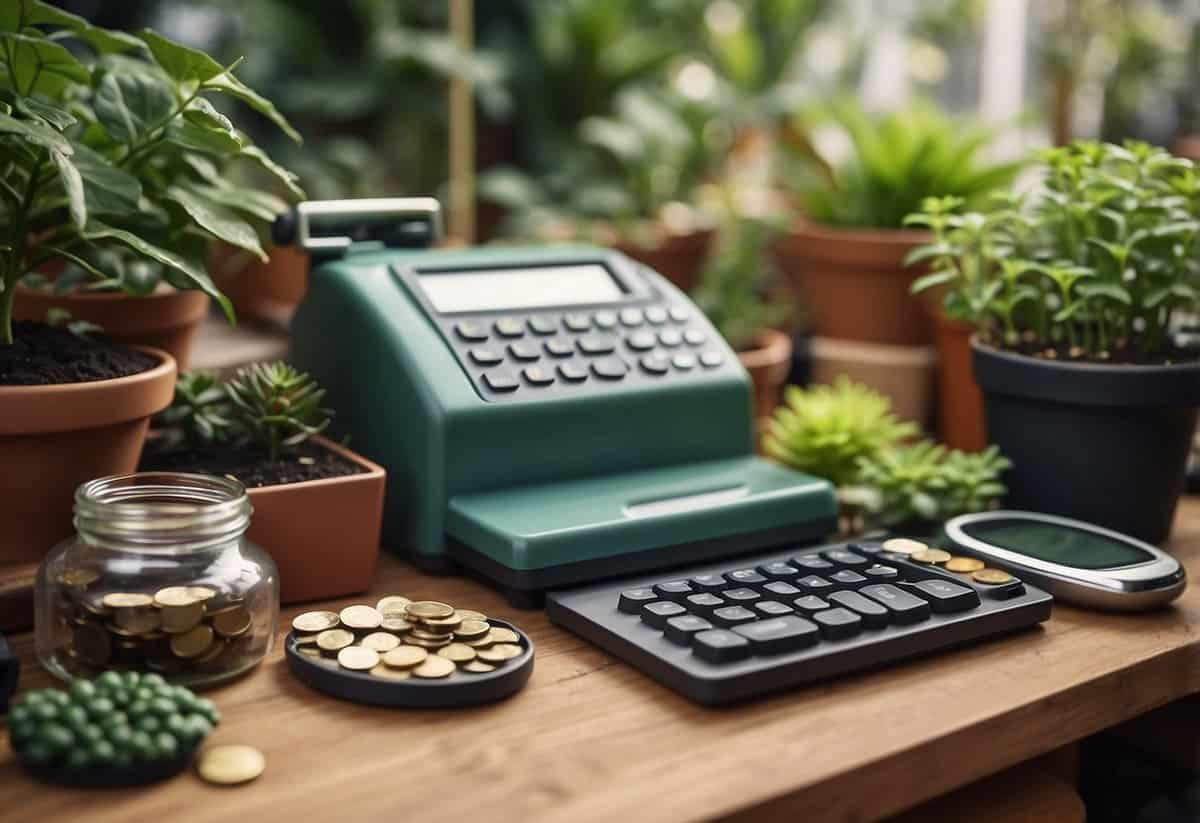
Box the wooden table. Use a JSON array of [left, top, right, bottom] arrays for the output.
[[3, 501, 1200, 823]]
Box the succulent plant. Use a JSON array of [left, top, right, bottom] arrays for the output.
[[223, 361, 332, 462], [156, 371, 236, 451]]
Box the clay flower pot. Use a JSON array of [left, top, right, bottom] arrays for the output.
[[0, 348, 176, 565], [614, 229, 714, 293], [738, 328, 793, 427], [244, 437, 385, 605], [930, 311, 987, 451], [772, 219, 931, 345], [14, 286, 209, 368], [210, 241, 308, 325]]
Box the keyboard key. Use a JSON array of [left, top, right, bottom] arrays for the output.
[[690, 574, 726, 592], [627, 330, 657, 351], [859, 584, 931, 625], [797, 575, 834, 594], [640, 354, 670, 375], [455, 320, 488, 341], [830, 570, 867, 588], [813, 608, 862, 640], [691, 629, 751, 663], [753, 600, 794, 618], [641, 601, 687, 629], [509, 342, 541, 361], [685, 593, 725, 615], [591, 357, 629, 380], [849, 541, 886, 556], [699, 350, 724, 368], [544, 338, 574, 357], [683, 328, 705, 346], [469, 347, 503, 366], [658, 329, 683, 348], [763, 581, 801, 598], [864, 564, 900, 581], [578, 334, 617, 355], [564, 313, 591, 332], [522, 366, 554, 386], [793, 555, 835, 572], [653, 580, 694, 601], [664, 614, 713, 646], [618, 588, 657, 614], [910, 580, 981, 614], [482, 371, 519, 392], [710, 605, 758, 628], [593, 310, 617, 329], [733, 616, 820, 654], [758, 562, 798, 580], [822, 549, 869, 567], [671, 353, 697, 371], [726, 569, 767, 586], [557, 362, 588, 382], [494, 317, 524, 338], [527, 315, 557, 335], [792, 595, 830, 615], [721, 587, 760, 604], [619, 308, 644, 327], [829, 591, 889, 629], [645, 306, 668, 325], [669, 306, 690, 323]]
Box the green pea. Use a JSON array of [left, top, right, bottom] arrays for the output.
[[106, 725, 134, 748], [44, 690, 69, 708], [78, 724, 104, 745], [17, 691, 45, 708], [41, 723, 74, 753], [129, 730, 154, 761], [22, 740, 55, 766], [135, 715, 161, 734], [98, 711, 128, 731], [64, 749, 91, 770], [194, 698, 219, 724], [171, 686, 194, 704], [86, 697, 115, 719], [149, 697, 176, 718], [96, 671, 123, 692], [139, 673, 166, 689], [128, 700, 150, 719], [121, 671, 141, 691], [88, 739, 116, 767], [30, 702, 57, 723], [133, 687, 155, 703], [62, 704, 89, 731], [7, 704, 31, 727], [154, 732, 178, 759], [68, 679, 97, 703], [107, 688, 131, 708]]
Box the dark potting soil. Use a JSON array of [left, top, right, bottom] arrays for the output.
[[983, 337, 1200, 366], [139, 441, 364, 489], [0, 321, 158, 386]]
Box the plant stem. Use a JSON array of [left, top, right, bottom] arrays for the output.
[[1, 156, 42, 345]]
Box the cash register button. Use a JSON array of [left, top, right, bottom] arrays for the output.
[[522, 366, 555, 386], [710, 605, 758, 628], [508, 342, 541, 362], [658, 328, 683, 348], [455, 321, 489, 342], [669, 306, 690, 323], [794, 555, 835, 571], [591, 357, 629, 380], [813, 608, 862, 640], [672, 353, 696, 371], [578, 334, 617, 355], [690, 574, 726, 592], [683, 328, 706, 346], [494, 317, 524, 338], [593, 310, 617, 329], [527, 315, 557, 335], [564, 313, 591, 332], [699, 350, 724, 368], [909, 579, 981, 614], [860, 584, 932, 625], [641, 601, 687, 628], [692, 629, 751, 663], [619, 308, 644, 327], [754, 600, 795, 618], [830, 570, 867, 587], [556, 362, 588, 382], [469, 347, 503, 366], [685, 593, 725, 615], [759, 562, 799, 580], [544, 338, 574, 357], [645, 306, 668, 325], [822, 549, 870, 567], [664, 614, 714, 646], [792, 595, 831, 615], [764, 581, 802, 598], [640, 354, 670, 375], [828, 591, 889, 629], [654, 580, 694, 600], [733, 615, 819, 654], [726, 568, 767, 586], [797, 575, 834, 594], [619, 588, 658, 614], [482, 371, 519, 392], [627, 331, 657, 351], [720, 587, 760, 604], [864, 564, 900, 581]]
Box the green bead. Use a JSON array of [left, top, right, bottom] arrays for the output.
[[62, 705, 90, 734], [64, 749, 91, 770], [150, 697, 177, 718], [41, 723, 74, 753], [129, 730, 154, 761], [106, 725, 134, 748], [86, 697, 115, 719], [98, 711, 128, 731], [135, 715, 161, 734], [107, 688, 131, 708], [17, 691, 44, 708], [139, 673, 166, 689], [194, 698, 219, 723], [121, 671, 141, 690], [128, 700, 150, 718], [44, 690, 69, 708], [183, 715, 212, 744], [88, 739, 116, 767], [133, 687, 155, 703], [164, 714, 187, 735], [171, 686, 195, 704], [68, 680, 97, 703], [7, 704, 31, 727], [22, 740, 55, 766], [155, 732, 179, 759], [30, 702, 57, 723], [96, 671, 123, 692], [78, 724, 104, 745]]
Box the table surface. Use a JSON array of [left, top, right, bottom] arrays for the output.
[[3, 501, 1200, 823]]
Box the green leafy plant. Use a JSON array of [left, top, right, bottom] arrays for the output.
[[0, 1, 302, 345], [156, 370, 236, 451], [763, 377, 916, 487], [223, 361, 332, 462], [907, 140, 1200, 359], [779, 100, 1021, 229]]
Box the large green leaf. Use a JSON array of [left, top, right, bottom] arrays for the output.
[[0, 31, 90, 95], [0, 110, 71, 153], [138, 29, 225, 86], [183, 97, 233, 135], [239, 145, 305, 200], [203, 72, 301, 144], [181, 180, 287, 223], [1, 1, 144, 54], [71, 141, 141, 215], [48, 146, 85, 228], [16, 96, 74, 130], [93, 71, 176, 144], [165, 184, 266, 261], [167, 118, 245, 156], [84, 221, 234, 322]]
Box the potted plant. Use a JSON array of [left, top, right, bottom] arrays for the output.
[[0, 6, 291, 563], [8, 9, 302, 365], [910, 140, 1200, 543], [143, 362, 385, 604]]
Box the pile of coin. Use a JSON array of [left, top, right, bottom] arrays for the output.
[[881, 538, 1015, 585], [291, 596, 525, 681], [53, 570, 260, 678]]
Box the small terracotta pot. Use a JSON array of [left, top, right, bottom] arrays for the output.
[[614, 229, 714, 293], [13, 286, 209, 368], [772, 219, 932, 345], [809, 336, 936, 427], [738, 328, 793, 428], [244, 436, 385, 605], [210, 241, 308, 325], [0, 348, 177, 565], [930, 311, 987, 451]]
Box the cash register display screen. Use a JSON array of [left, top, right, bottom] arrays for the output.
[[961, 519, 1154, 569], [418, 264, 624, 313]]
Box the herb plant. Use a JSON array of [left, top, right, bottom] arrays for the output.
[[0, 1, 302, 345], [907, 141, 1200, 360], [222, 362, 331, 463], [156, 371, 235, 452]]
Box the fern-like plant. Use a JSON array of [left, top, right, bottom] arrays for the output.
[[156, 371, 235, 451], [224, 361, 332, 462]]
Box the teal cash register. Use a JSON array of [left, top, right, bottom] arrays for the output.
[[285, 198, 837, 603]]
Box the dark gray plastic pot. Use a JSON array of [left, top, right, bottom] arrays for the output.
[[972, 340, 1200, 544]]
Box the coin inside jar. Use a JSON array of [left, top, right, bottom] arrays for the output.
[[58, 569, 99, 588], [411, 656, 456, 679], [945, 556, 986, 573], [292, 611, 340, 633], [338, 646, 380, 671], [382, 646, 427, 668], [170, 624, 214, 659], [316, 628, 355, 652], [212, 606, 252, 638], [360, 632, 401, 653], [154, 586, 200, 607], [185, 586, 218, 602], [101, 592, 154, 610], [158, 601, 204, 634], [404, 601, 455, 620], [339, 605, 383, 631]]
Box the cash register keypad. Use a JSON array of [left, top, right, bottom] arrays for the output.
[[452, 305, 724, 398]]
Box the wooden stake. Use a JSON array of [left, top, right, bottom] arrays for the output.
[[448, 0, 475, 245]]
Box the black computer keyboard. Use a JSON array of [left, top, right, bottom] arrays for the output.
[[546, 539, 1053, 705]]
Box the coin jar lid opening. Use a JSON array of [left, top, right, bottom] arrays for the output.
[[74, 473, 253, 552]]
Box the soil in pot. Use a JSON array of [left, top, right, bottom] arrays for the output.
[[0, 321, 157, 385], [139, 442, 364, 486]]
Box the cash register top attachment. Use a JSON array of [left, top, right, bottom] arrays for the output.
[[272, 197, 442, 255]]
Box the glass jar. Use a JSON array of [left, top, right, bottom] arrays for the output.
[[35, 473, 279, 688]]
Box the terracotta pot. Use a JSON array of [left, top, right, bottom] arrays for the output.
[[930, 311, 987, 451], [809, 336, 936, 427], [0, 347, 176, 566], [772, 219, 932, 345], [738, 328, 793, 427], [210, 242, 308, 326], [245, 436, 385, 605], [614, 229, 714, 293], [1175, 135, 1200, 162], [13, 286, 209, 368]]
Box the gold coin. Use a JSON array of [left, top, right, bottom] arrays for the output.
[[454, 619, 490, 640], [292, 611, 340, 633], [910, 548, 953, 565], [339, 605, 383, 631], [212, 606, 252, 638], [488, 627, 520, 644], [464, 631, 497, 648], [410, 627, 451, 641], [193, 638, 227, 666], [58, 569, 99, 588], [102, 592, 154, 609], [461, 661, 496, 674], [337, 646, 380, 671], [370, 664, 411, 680], [476, 643, 522, 663], [454, 609, 487, 622], [159, 602, 204, 634], [973, 568, 1015, 585], [405, 601, 455, 620], [316, 628, 355, 652], [74, 622, 111, 666], [185, 586, 217, 602], [379, 617, 411, 633], [196, 744, 265, 785], [405, 635, 450, 649], [170, 624, 214, 659], [115, 607, 161, 634], [945, 556, 986, 573], [375, 595, 412, 615], [360, 632, 401, 653], [411, 656, 456, 679], [154, 586, 202, 608], [382, 646, 427, 669], [420, 614, 463, 632], [297, 645, 322, 659], [437, 643, 477, 663], [881, 538, 928, 555]]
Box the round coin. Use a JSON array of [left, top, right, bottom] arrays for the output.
[[461, 661, 497, 674], [437, 643, 477, 663], [101, 592, 154, 609], [370, 664, 411, 680], [454, 609, 487, 622], [360, 632, 401, 653], [476, 643, 522, 663], [58, 569, 99, 587], [197, 744, 265, 785], [454, 619, 490, 640], [159, 602, 204, 634], [292, 611, 340, 633], [375, 595, 412, 615], [379, 617, 411, 633], [910, 548, 953, 565], [406, 636, 450, 649], [973, 568, 1015, 585], [339, 605, 383, 631], [881, 538, 928, 555], [382, 646, 428, 669], [464, 631, 497, 648], [185, 586, 218, 602], [411, 656, 456, 679], [945, 556, 986, 574], [405, 601, 455, 620], [114, 607, 161, 634], [170, 624, 215, 659], [488, 627, 520, 644], [212, 606, 252, 638], [337, 646, 380, 671], [154, 586, 202, 607], [316, 628, 355, 652], [419, 614, 463, 632]]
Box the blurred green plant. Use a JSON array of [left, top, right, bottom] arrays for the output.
[[157, 370, 236, 452], [224, 361, 332, 463]]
